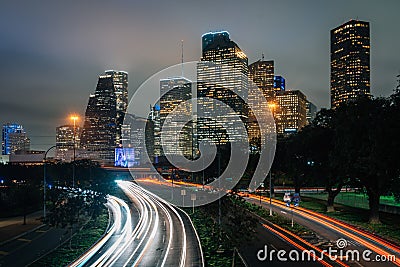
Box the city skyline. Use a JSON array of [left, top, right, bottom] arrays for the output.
[[1, 0, 399, 151]]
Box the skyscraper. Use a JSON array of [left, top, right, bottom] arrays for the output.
[[159, 77, 193, 158], [275, 90, 307, 135], [149, 104, 161, 161], [197, 31, 248, 145], [306, 101, 317, 124], [121, 113, 154, 165], [55, 125, 81, 162], [248, 59, 274, 153], [274, 75, 285, 92], [80, 74, 117, 162], [2, 123, 30, 155], [105, 70, 128, 146], [249, 59, 275, 100], [331, 20, 370, 108]]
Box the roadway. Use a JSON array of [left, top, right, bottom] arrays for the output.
[[71, 181, 203, 267], [244, 194, 400, 267]]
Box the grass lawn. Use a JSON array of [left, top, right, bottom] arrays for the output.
[[302, 192, 400, 209]]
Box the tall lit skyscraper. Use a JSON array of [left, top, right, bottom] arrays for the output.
[[197, 31, 248, 145], [2, 123, 30, 155], [331, 20, 370, 108], [55, 125, 81, 161], [149, 104, 161, 160], [275, 90, 307, 135], [105, 70, 128, 145], [249, 59, 275, 100], [80, 74, 117, 162], [159, 77, 193, 158], [248, 59, 274, 153]]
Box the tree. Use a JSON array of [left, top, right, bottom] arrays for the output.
[[334, 95, 399, 223]]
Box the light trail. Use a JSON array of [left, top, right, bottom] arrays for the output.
[[262, 223, 349, 267], [262, 224, 334, 267], [119, 181, 188, 267], [70, 180, 202, 267], [246, 194, 400, 266], [70, 196, 129, 267]]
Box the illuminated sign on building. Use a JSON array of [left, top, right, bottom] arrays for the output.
[[114, 148, 136, 167]]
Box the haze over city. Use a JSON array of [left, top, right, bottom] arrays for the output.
[[1, 0, 399, 149]]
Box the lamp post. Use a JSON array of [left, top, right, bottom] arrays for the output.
[[43, 145, 56, 221], [70, 115, 79, 188], [268, 103, 276, 216]]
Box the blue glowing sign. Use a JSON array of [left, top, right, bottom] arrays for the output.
[[114, 148, 136, 167]]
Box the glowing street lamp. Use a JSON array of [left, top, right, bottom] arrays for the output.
[[267, 102, 277, 216], [70, 115, 79, 187]]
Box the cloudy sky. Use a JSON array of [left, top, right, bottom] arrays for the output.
[[1, 0, 399, 150]]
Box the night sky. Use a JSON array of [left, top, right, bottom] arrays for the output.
[[1, 0, 399, 151]]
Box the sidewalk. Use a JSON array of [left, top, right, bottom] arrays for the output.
[[0, 211, 43, 244]]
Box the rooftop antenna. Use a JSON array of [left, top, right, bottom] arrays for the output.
[[262, 53, 265, 61], [181, 39, 184, 77]]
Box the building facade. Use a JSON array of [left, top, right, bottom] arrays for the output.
[[149, 104, 161, 161], [80, 74, 117, 163], [2, 123, 30, 155], [274, 75, 286, 92], [55, 125, 81, 162], [197, 31, 249, 145], [249, 60, 275, 100], [105, 70, 128, 146], [248, 59, 275, 153], [331, 20, 370, 108], [306, 101, 317, 124], [275, 90, 308, 135], [120, 113, 154, 165], [159, 77, 193, 158]]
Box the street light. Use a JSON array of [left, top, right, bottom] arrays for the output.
[[70, 115, 79, 188], [268, 102, 276, 216], [43, 145, 56, 221]]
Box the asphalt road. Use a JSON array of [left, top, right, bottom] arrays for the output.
[[71, 181, 203, 267], [0, 224, 74, 267], [245, 195, 400, 267]]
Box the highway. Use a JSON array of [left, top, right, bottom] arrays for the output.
[[70, 181, 203, 267], [245, 194, 400, 267]]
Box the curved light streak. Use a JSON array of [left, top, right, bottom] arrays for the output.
[[247, 194, 400, 266], [70, 181, 203, 267]]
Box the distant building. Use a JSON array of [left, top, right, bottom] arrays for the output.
[[249, 60, 275, 100], [55, 125, 81, 162], [9, 150, 45, 165], [248, 59, 274, 153], [159, 77, 193, 158], [121, 113, 154, 165], [149, 104, 161, 161], [275, 90, 308, 135], [80, 74, 117, 163], [331, 20, 371, 108], [274, 76, 285, 92], [197, 31, 248, 145], [2, 123, 30, 155], [105, 70, 128, 145], [306, 101, 317, 124]]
